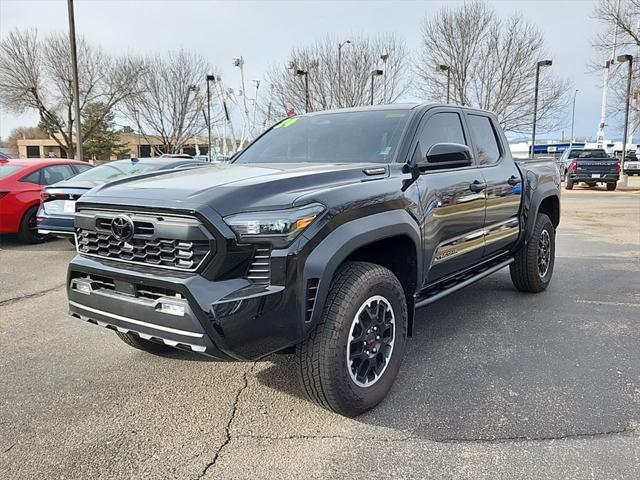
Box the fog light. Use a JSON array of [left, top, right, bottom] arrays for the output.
[[159, 303, 185, 317], [75, 280, 91, 295]]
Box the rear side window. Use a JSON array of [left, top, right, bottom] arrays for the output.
[[0, 164, 24, 179], [467, 115, 501, 165], [20, 169, 42, 184], [42, 164, 76, 185], [418, 112, 466, 157]]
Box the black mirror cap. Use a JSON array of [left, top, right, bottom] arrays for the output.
[[418, 143, 473, 171]]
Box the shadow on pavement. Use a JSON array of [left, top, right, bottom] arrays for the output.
[[255, 259, 639, 442]]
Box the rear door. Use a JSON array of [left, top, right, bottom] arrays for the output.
[[411, 108, 487, 284], [465, 113, 522, 258]]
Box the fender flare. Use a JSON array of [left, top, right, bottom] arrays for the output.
[[524, 186, 560, 242], [302, 209, 422, 334]]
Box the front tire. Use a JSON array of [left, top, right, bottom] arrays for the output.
[[296, 262, 407, 417], [115, 331, 174, 355], [510, 213, 555, 293]]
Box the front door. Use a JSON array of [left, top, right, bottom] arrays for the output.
[[411, 108, 487, 284]]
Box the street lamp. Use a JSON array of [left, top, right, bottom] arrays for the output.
[[337, 40, 351, 108], [370, 69, 383, 106], [251, 79, 260, 137], [295, 67, 310, 113], [206, 73, 215, 161], [438, 64, 451, 104], [66, 0, 83, 160], [617, 54, 634, 179], [531, 59, 552, 158], [570, 89, 579, 148], [380, 52, 389, 103]]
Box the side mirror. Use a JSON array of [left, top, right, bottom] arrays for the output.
[[417, 143, 473, 172]]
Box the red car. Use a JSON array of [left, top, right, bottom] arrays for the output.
[[0, 158, 92, 243]]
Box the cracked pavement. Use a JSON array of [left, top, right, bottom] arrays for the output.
[[1, 188, 639, 479]]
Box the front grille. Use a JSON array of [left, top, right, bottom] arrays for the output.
[[247, 247, 271, 286], [72, 273, 182, 301], [75, 210, 214, 272]]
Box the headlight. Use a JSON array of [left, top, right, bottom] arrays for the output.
[[224, 203, 325, 247]]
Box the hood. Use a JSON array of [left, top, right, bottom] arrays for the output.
[[80, 162, 388, 216]]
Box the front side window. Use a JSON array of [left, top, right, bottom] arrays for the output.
[[467, 115, 501, 165], [234, 110, 410, 164], [418, 112, 466, 157]]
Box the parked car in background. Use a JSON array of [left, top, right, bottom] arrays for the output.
[[622, 150, 640, 176], [558, 148, 620, 190], [37, 157, 207, 240], [0, 158, 91, 243]]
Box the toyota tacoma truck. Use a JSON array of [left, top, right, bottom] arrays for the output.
[[67, 104, 560, 416]]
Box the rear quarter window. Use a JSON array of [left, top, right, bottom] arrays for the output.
[[0, 164, 25, 179]]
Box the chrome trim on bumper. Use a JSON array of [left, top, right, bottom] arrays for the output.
[[69, 300, 203, 338]]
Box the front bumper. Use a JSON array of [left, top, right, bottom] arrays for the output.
[[67, 252, 305, 361]]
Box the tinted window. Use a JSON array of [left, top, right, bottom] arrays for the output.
[[467, 115, 501, 165], [20, 169, 42, 184], [74, 164, 93, 174], [418, 112, 466, 156], [234, 110, 410, 164], [26, 145, 41, 158], [0, 164, 24, 179], [42, 164, 76, 185], [70, 160, 162, 182], [569, 149, 609, 159]]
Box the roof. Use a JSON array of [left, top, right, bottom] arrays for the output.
[[0, 158, 86, 166]]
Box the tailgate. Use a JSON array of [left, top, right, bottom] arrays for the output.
[[574, 159, 618, 175]]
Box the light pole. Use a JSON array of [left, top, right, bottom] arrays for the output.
[[133, 109, 141, 157], [570, 89, 578, 148], [66, 0, 83, 160], [337, 40, 351, 108], [380, 52, 389, 103], [206, 73, 215, 161], [531, 59, 552, 158], [176, 85, 197, 154], [438, 64, 451, 104], [251, 79, 260, 137], [617, 54, 634, 181], [295, 68, 309, 112], [370, 69, 383, 106]]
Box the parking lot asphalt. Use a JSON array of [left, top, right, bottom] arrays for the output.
[[1, 187, 639, 480]]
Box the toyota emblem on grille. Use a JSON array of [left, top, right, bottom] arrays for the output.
[[111, 215, 135, 242]]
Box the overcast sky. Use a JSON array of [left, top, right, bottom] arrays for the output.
[[0, 0, 622, 141]]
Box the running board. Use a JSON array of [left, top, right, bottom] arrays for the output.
[[415, 258, 514, 309]]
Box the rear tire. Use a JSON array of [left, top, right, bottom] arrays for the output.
[[565, 177, 574, 190], [296, 262, 407, 417], [510, 213, 555, 293], [606, 182, 617, 191], [115, 331, 174, 355], [18, 206, 48, 244]]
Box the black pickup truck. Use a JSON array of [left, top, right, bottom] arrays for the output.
[[558, 148, 620, 190], [67, 104, 561, 416]]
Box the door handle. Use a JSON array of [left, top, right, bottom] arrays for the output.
[[507, 175, 521, 186], [469, 180, 487, 192]]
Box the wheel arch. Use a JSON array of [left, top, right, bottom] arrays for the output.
[[302, 210, 422, 337]]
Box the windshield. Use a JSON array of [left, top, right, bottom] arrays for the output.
[[569, 149, 609, 159], [70, 161, 162, 182], [0, 164, 24, 179], [234, 110, 410, 164]]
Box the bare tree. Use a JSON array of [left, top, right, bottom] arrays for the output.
[[123, 50, 222, 154], [4, 126, 47, 151], [592, 0, 640, 134], [414, 1, 571, 135], [0, 28, 142, 158], [265, 33, 410, 120]]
